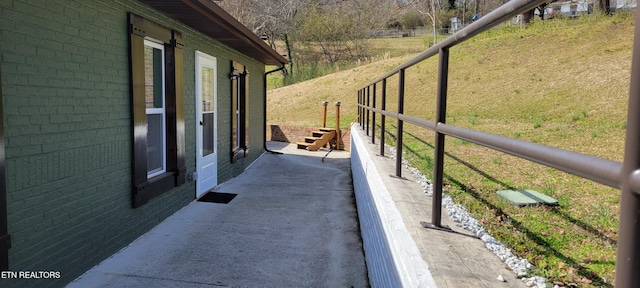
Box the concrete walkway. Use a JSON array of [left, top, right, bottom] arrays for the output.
[[67, 142, 368, 288]]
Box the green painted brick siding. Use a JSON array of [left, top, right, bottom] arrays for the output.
[[0, 0, 267, 287]]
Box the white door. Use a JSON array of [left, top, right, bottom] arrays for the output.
[[195, 51, 218, 198]]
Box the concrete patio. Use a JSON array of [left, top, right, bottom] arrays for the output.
[[67, 141, 368, 287]]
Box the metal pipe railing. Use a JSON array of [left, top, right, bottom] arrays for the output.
[[358, 103, 623, 188], [614, 8, 640, 287], [355, 0, 640, 285], [358, 90, 363, 129], [432, 47, 450, 227], [380, 79, 387, 156], [372, 83, 376, 144], [437, 123, 623, 188], [358, 105, 436, 130], [366, 86, 370, 136], [395, 69, 406, 177]]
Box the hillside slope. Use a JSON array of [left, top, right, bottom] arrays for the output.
[[267, 55, 413, 127], [268, 16, 632, 156]]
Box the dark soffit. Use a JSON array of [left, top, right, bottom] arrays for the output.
[[138, 0, 288, 66]]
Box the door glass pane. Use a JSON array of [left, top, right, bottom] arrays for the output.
[[147, 114, 164, 175], [202, 113, 214, 156], [201, 67, 214, 112], [201, 65, 215, 157]]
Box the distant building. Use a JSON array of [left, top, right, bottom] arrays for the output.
[[612, 0, 637, 10], [450, 17, 461, 33], [546, 0, 593, 17], [545, 0, 635, 17]]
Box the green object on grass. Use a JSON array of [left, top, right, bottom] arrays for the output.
[[496, 190, 559, 207]]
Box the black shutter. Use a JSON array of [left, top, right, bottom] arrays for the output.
[[128, 13, 185, 208]]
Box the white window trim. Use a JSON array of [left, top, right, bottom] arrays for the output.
[[144, 39, 167, 178]]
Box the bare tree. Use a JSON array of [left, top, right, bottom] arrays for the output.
[[519, 2, 552, 27], [520, 8, 535, 27], [216, 0, 300, 48], [598, 0, 611, 14], [295, 0, 397, 63], [216, 0, 397, 79], [253, 0, 305, 73], [217, 0, 309, 73], [406, 0, 442, 45], [216, 0, 253, 25]]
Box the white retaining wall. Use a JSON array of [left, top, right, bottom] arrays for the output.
[[350, 126, 436, 288]]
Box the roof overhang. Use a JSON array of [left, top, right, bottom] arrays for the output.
[[138, 0, 288, 66]]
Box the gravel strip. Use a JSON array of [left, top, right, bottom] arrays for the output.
[[385, 144, 547, 288]]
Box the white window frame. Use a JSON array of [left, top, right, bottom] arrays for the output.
[[144, 39, 166, 178]]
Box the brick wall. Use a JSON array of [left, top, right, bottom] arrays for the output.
[[266, 125, 315, 143], [267, 124, 351, 151], [0, 0, 265, 286]]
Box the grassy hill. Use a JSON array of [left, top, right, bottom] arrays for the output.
[[267, 13, 635, 287]]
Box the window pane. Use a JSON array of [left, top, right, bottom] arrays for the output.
[[147, 114, 164, 175], [144, 45, 163, 109], [202, 113, 215, 156], [232, 76, 238, 150]]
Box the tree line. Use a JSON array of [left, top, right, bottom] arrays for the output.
[[215, 0, 613, 83]]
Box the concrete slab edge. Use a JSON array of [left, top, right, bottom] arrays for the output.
[[350, 126, 437, 288]]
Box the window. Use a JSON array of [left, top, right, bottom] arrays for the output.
[[128, 13, 186, 208], [230, 61, 249, 162], [144, 40, 166, 178]]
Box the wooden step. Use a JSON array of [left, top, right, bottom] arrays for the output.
[[312, 131, 327, 137], [305, 136, 322, 143], [296, 142, 312, 149], [296, 129, 337, 152], [297, 141, 322, 151]]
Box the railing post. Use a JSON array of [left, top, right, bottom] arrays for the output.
[[366, 86, 370, 136], [380, 79, 387, 156], [357, 90, 361, 126], [615, 10, 640, 287], [321, 101, 328, 128], [372, 83, 376, 144], [395, 69, 405, 177], [431, 48, 449, 228], [335, 102, 341, 150], [357, 90, 360, 126], [360, 89, 364, 129]]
